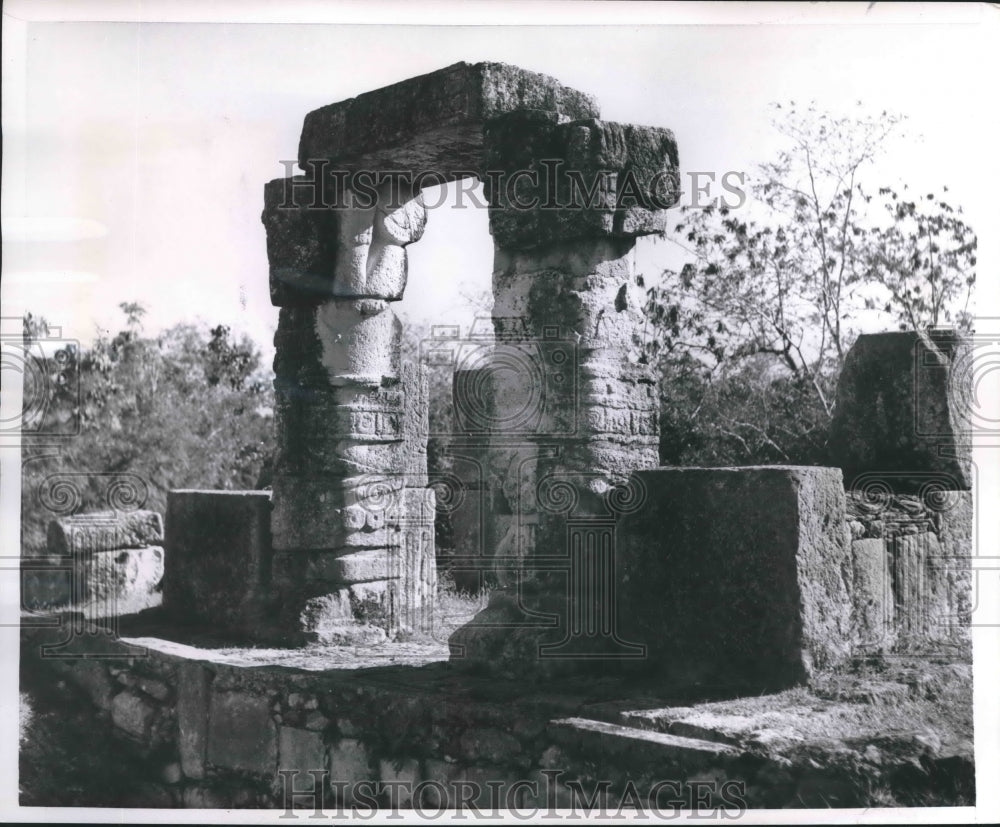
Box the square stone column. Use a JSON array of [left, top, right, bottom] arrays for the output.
[[262, 180, 432, 644], [448, 114, 681, 675]]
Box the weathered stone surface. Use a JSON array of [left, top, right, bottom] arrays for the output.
[[830, 330, 972, 491], [485, 113, 680, 250], [163, 490, 272, 633], [893, 532, 967, 642], [279, 726, 326, 773], [111, 690, 157, 740], [70, 660, 116, 711], [458, 727, 522, 764], [615, 467, 853, 688], [402, 361, 429, 488], [851, 538, 894, 647], [398, 488, 437, 637], [206, 691, 277, 776], [270, 475, 404, 553], [309, 550, 392, 584], [176, 661, 210, 780], [23, 546, 166, 616], [327, 739, 371, 805], [379, 758, 420, 807], [295, 584, 392, 646], [331, 188, 427, 300], [935, 489, 974, 561], [262, 176, 337, 307], [298, 61, 600, 174], [549, 717, 737, 766], [47, 509, 164, 554], [450, 237, 661, 673]]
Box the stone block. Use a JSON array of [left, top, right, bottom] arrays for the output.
[[85, 547, 164, 610], [298, 61, 599, 175], [262, 176, 338, 307], [830, 330, 972, 490], [616, 466, 853, 689], [177, 661, 211, 779], [328, 739, 371, 805], [206, 690, 278, 776], [295, 584, 392, 646], [47, 509, 164, 554], [111, 689, 158, 741], [851, 538, 894, 647], [458, 727, 522, 765], [484, 113, 680, 250], [70, 660, 116, 711], [23, 546, 165, 616], [305, 550, 393, 584], [163, 490, 272, 632], [379, 758, 420, 807], [279, 726, 327, 774], [892, 532, 968, 641]]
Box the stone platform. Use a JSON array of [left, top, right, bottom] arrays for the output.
[[20, 611, 973, 811]]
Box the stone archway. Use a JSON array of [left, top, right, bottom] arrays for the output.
[[260, 61, 681, 658]]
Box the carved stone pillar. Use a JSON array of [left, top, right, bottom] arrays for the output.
[[449, 114, 679, 674], [262, 179, 431, 643]]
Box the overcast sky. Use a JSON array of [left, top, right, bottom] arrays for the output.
[[3, 2, 999, 364]]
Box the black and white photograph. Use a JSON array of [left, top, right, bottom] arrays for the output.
[[2, 1, 998, 822]]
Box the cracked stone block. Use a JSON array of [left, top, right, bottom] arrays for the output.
[[164, 490, 272, 633], [830, 330, 972, 491], [206, 691, 277, 776], [298, 61, 600, 175], [616, 466, 853, 689]]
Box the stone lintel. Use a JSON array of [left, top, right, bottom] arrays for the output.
[[298, 61, 600, 175]]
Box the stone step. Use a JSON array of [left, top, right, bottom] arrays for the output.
[[548, 716, 739, 768]]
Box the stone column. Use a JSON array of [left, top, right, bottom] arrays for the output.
[[262, 179, 432, 643], [449, 113, 679, 674]]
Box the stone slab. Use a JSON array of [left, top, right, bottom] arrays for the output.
[[851, 538, 894, 647], [548, 717, 737, 767], [176, 661, 211, 780], [616, 466, 853, 689], [279, 726, 327, 774], [893, 532, 967, 642], [47, 509, 164, 554], [830, 330, 972, 491], [297, 61, 600, 175], [206, 690, 278, 776], [163, 490, 272, 633]]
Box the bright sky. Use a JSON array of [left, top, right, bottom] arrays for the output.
[[3, 2, 999, 365]]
